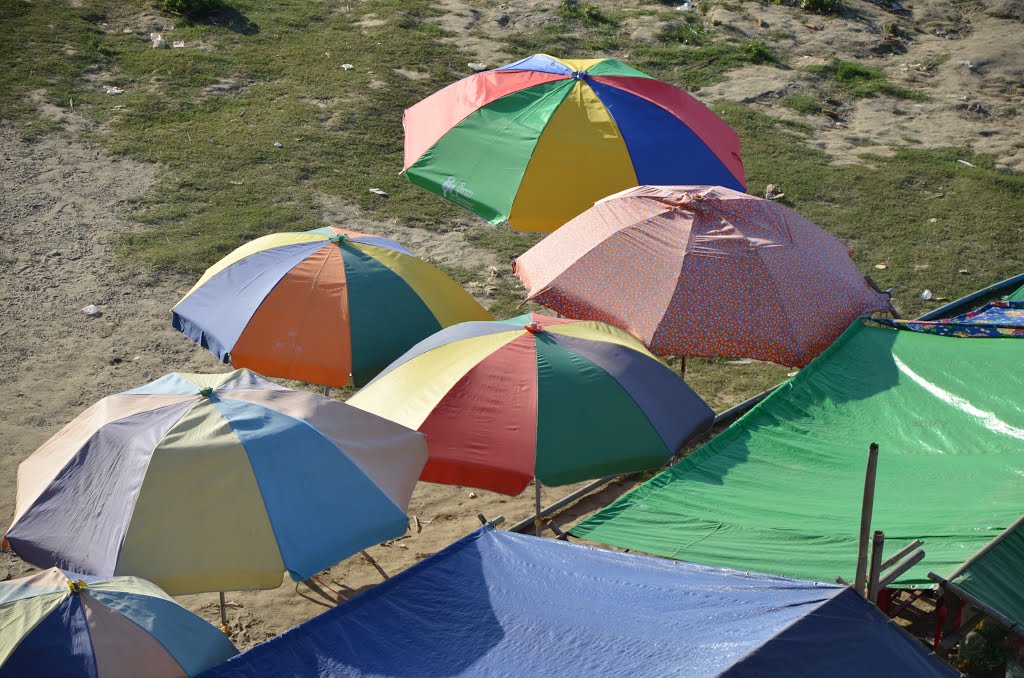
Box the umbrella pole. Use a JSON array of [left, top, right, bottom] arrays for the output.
[[219, 592, 228, 634], [678, 356, 686, 378], [534, 480, 542, 536], [323, 385, 330, 397]]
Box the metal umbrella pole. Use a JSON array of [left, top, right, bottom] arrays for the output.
[[534, 480, 543, 536]]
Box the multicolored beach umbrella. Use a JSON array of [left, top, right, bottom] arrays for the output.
[[348, 313, 715, 496], [6, 370, 428, 595], [0, 568, 237, 678], [513, 185, 894, 367], [172, 226, 491, 387], [403, 54, 745, 232]]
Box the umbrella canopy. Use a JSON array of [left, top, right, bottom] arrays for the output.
[[172, 226, 491, 387], [6, 370, 428, 595], [403, 54, 744, 232], [0, 568, 237, 678], [513, 185, 893, 366], [348, 313, 715, 495]]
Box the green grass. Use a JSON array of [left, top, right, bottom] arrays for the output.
[[805, 60, 926, 100], [780, 93, 822, 115], [504, 9, 776, 90]]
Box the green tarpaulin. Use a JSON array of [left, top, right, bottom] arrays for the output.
[[948, 517, 1024, 631], [571, 321, 1024, 587], [1009, 283, 1024, 301]]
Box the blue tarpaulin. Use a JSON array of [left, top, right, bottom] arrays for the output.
[[201, 527, 953, 677]]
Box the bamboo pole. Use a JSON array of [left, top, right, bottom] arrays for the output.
[[323, 385, 330, 397], [880, 539, 924, 571], [854, 443, 880, 596], [867, 530, 885, 603]]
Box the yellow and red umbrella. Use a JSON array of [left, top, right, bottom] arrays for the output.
[[349, 313, 714, 496], [172, 227, 491, 387]]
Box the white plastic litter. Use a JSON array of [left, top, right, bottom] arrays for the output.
[[956, 159, 976, 168], [81, 304, 103, 318], [368, 188, 389, 197], [468, 63, 488, 72], [341, 64, 354, 71], [172, 40, 185, 48], [150, 33, 167, 49], [105, 87, 124, 95], [920, 289, 933, 301], [273, 142, 283, 148]]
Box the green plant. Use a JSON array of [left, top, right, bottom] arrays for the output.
[[657, 21, 710, 45], [160, 0, 220, 16], [773, 0, 843, 14], [743, 39, 774, 64], [780, 94, 821, 115], [805, 59, 926, 100], [557, 0, 618, 26]]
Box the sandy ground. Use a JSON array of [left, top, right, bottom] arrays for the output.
[[3, 0, 1022, 653], [0, 128, 590, 647]]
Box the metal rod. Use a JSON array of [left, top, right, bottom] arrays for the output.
[[323, 385, 330, 397], [867, 530, 885, 603], [880, 539, 924, 571], [878, 549, 926, 590], [929, 572, 1020, 632], [678, 356, 685, 378], [360, 549, 390, 580], [917, 271, 1024, 321], [854, 443, 880, 596], [219, 592, 228, 632], [534, 481, 542, 536]]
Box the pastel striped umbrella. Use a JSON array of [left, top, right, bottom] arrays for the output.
[[0, 568, 237, 677], [348, 313, 715, 496], [403, 54, 745, 232], [6, 370, 427, 595], [172, 226, 491, 387], [513, 185, 895, 367]]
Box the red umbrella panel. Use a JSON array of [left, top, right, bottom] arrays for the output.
[[513, 185, 894, 367], [348, 313, 715, 496]]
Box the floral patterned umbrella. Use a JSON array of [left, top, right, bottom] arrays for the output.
[[513, 185, 893, 367]]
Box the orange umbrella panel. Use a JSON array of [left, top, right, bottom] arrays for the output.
[[172, 228, 491, 387]]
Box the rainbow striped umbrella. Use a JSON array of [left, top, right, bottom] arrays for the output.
[[403, 54, 745, 232], [172, 226, 491, 387], [6, 370, 427, 595], [348, 313, 715, 496], [0, 568, 236, 677]]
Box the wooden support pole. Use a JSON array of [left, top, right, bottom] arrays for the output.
[[219, 592, 228, 633], [323, 385, 330, 397], [854, 443, 880, 596], [360, 549, 390, 580], [867, 530, 885, 604]]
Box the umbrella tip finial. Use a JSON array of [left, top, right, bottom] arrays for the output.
[[67, 579, 88, 594], [524, 321, 543, 334], [329, 233, 348, 244], [572, 70, 587, 80], [199, 387, 213, 397]]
